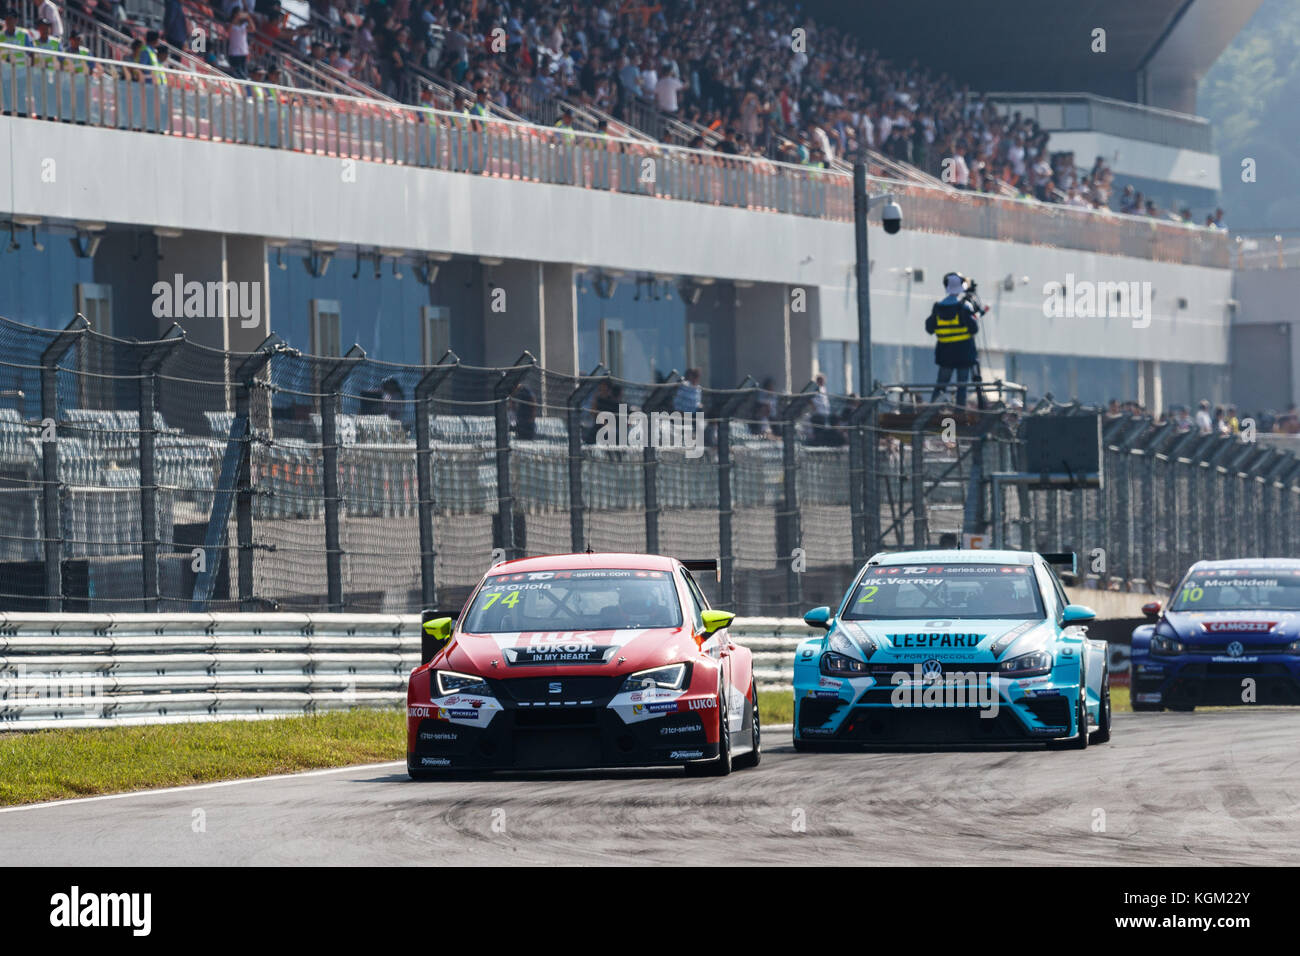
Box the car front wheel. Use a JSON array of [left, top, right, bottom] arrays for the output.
[[685, 683, 732, 776]]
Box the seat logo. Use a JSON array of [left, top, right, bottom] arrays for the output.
[[548, 681, 562, 694]]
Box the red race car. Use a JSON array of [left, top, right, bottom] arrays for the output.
[[407, 553, 760, 777]]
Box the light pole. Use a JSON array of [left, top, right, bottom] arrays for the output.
[[851, 162, 901, 559], [852, 162, 902, 397]]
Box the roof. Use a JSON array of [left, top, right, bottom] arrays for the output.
[[1188, 558, 1300, 570], [484, 552, 679, 575], [870, 549, 1036, 566], [801, 0, 1262, 106]]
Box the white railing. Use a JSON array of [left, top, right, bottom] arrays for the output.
[[0, 613, 813, 730]]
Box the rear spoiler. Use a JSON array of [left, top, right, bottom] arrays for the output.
[[680, 558, 721, 582], [1040, 552, 1078, 575]]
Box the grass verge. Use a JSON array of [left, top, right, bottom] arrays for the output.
[[0, 709, 405, 807]]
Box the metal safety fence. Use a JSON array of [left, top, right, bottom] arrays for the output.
[[0, 314, 1294, 618], [0, 613, 814, 730]]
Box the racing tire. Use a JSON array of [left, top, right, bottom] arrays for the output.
[[1089, 668, 1112, 744], [685, 683, 732, 776], [1167, 704, 1196, 712], [732, 679, 761, 770]]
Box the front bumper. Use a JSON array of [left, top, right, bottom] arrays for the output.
[[407, 673, 722, 771], [794, 668, 1082, 745], [1132, 653, 1300, 707]]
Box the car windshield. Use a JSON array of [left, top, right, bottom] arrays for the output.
[[461, 569, 683, 632], [841, 563, 1045, 620], [1169, 568, 1300, 611]]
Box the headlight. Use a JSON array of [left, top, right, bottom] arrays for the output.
[[435, 670, 490, 696], [620, 663, 688, 692], [1150, 635, 1185, 656], [821, 652, 867, 676], [999, 650, 1053, 677]]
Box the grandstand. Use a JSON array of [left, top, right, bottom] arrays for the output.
[[0, 0, 1284, 613]]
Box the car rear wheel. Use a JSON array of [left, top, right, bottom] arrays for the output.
[[1089, 668, 1112, 744], [685, 683, 732, 776], [733, 679, 761, 770], [1167, 704, 1195, 712]]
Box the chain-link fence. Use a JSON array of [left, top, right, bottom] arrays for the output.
[[0, 313, 1295, 617]]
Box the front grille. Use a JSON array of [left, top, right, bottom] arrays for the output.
[[840, 706, 1025, 742], [514, 706, 601, 728], [495, 676, 620, 704]]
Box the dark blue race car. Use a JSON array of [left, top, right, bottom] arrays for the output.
[[1131, 558, 1300, 711]]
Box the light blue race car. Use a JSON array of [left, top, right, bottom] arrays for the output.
[[793, 549, 1111, 749]]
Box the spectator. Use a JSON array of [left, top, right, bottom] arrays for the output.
[[1194, 399, 1214, 435], [1, 9, 33, 61], [674, 368, 703, 414], [163, 0, 187, 54], [226, 6, 252, 78], [37, 0, 61, 39], [510, 381, 537, 440]]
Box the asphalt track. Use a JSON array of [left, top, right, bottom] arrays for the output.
[[3, 709, 1299, 865]]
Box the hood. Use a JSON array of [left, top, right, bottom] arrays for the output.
[[444, 627, 697, 676], [834, 618, 1051, 663], [1162, 610, 1300, 646]]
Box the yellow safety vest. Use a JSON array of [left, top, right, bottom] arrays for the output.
[[137, 44, 168, 85], [0, 27, 31, 63], [35, 36, 59, 69], [932, 315, 974, 343]]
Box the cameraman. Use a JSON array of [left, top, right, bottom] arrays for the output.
[[926, 272, 985, 406]]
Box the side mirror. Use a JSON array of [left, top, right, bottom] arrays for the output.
[[803, 606, 832, 630], [420, 611, 454, 665], [1061, 604, 1096, 625], [1141, 601, 1162, 621], [701, 609, 735, 634]]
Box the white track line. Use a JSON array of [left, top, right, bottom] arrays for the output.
[[0, 761, 406, 814]]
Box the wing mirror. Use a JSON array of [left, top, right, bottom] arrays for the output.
[[1061, 604, 1096, 625], [1141, 601, 1162, 620], [803, 606, 832, 630], [701, 609, 735, 634], [420, 611, 454, 665]]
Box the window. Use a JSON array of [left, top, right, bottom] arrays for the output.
[[679, 569, 708, 628], [76, 283, 113, 408], [600, 318, 623, 377], [310, 299, 342, 357], [421, 306, 450, 366], [686, 321, 710, 384]]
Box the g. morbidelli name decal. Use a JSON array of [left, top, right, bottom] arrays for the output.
[[890, 633, 985, 648]]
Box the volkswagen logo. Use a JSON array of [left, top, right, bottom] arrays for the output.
[[1226, 641, 1245, 658], [921, 659, 944, 680]]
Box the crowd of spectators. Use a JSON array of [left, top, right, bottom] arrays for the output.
[[1105, 398, 1300, 437], [2, 0, 1229, 224]]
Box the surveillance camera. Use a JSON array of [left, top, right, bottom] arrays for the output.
[[882, 200, 902, 235]]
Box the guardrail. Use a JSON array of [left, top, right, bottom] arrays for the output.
[[0, 614, 812, 731]]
